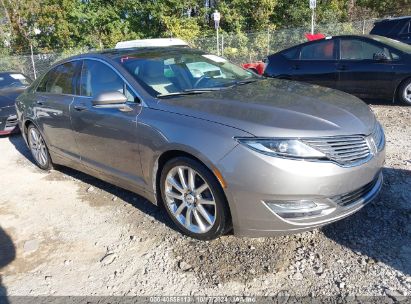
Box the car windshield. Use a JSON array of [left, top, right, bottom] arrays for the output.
[[116, 50, 258, 97], [0, 73, 30, 89], [371, 35, 411, 54]]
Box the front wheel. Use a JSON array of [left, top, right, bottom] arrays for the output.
[[160, 157, 230, 240], [398, 79, 411, 105], [27, 124, 53, 170]]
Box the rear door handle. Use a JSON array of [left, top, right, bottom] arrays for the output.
[[36, 100, 44, 105], [73, 104, 87, 111], [337, 65, 348, 71], [292, 64, 300, 70]]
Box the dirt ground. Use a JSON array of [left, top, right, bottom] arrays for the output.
[[0, 104, 410, 299]]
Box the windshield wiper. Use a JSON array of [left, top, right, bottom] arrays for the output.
[[157, 87, 225, 98], [183, 87, 227, 92]]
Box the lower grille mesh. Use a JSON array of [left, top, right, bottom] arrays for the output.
[[331, 176, 380, 207]]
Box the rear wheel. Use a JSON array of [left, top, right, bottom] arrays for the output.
[[27, 124, 53, 170], [398, 78, 411, 105], [160, 157, 230, 240]]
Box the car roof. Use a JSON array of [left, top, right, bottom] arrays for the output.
[[274, 34, 386, 54], [45, 47, 208, 76], [375, 16, 411, 23], [68, 47, 205, 62], [115, 38, 189, 49]]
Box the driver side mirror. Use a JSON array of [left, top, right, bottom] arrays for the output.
[[373, 52, 390, 61], [92, 91, 127, 106]]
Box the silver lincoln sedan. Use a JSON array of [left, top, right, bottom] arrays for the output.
[[16, 47, 385, 240]]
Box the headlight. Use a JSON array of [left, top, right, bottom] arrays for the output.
[[372, 122, 385, 152], [235, 138, 326, 159]]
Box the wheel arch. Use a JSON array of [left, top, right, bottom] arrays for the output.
[[153, 149, 232, 226], [22, 118, 38, 144], [394, 76, 411, 104]]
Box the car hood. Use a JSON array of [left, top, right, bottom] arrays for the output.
[[151, 79, 376, 138], [0, 87, 25, 108]]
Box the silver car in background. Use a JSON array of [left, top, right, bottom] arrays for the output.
[[16, 47, 385, 240]]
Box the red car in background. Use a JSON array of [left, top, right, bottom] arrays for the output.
[[241, 61, 265, 75]]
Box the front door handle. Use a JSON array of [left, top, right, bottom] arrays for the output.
[[337, 65, 348, 71], [74, 104, 87, 111], [36, 100, 44, 105], [292, 64, 300, 70]]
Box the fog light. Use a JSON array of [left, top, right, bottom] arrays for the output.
[[265, 200, 332, 219]]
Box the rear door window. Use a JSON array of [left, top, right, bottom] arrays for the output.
[[38, 61, 78, 94], [300, 40, 335, 60], [49, 62, 78, 94], [340, 39, 390, 60], [37, 70, 55, 92]]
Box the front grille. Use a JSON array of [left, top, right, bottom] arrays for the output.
[[331, 176, 380, 207], [5, 115, 17, 128], [303, 135, 371, 166]]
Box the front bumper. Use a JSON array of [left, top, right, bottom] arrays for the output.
[[218, 143, 385, 237], [0, 106, 19, 135]]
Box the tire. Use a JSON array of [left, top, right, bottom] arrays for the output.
[[160, 157, 230, 240], [27, 124, 53, 170], [398, 78, 411, 105]]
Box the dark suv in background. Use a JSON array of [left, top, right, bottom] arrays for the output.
[[0, 72, 31, 135], [370, 16, 411, 45]]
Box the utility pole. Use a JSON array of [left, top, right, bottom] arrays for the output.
[[30, 43, 36, 79], [310, 0, 316, 34], [212, 9, 221, 55], [221, 34, 224, 56]]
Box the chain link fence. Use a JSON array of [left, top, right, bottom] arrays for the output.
[[0, 48, 89, 80], [0, 18, 378, 79], [193, 19, 377, 64]]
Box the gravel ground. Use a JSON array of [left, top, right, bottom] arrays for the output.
[[0, 104, 410, 300]]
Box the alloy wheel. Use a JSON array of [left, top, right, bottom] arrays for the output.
[[403, 83, 411, 104], [164, 166, 217, 234], [28, 127, 49, 168]]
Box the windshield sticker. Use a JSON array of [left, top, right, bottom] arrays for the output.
[[202, 54, 227, 63], [164, 58, 175, 65], [10, 74, 26, 80]]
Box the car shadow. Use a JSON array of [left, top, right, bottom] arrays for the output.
[[0, 227, 15, 304], [7, 133, 37, 166], [364, 98, 402, 106], [7, 134, 178, 234], [322, 167, 411, 276], [57, 165, 177, 231]]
